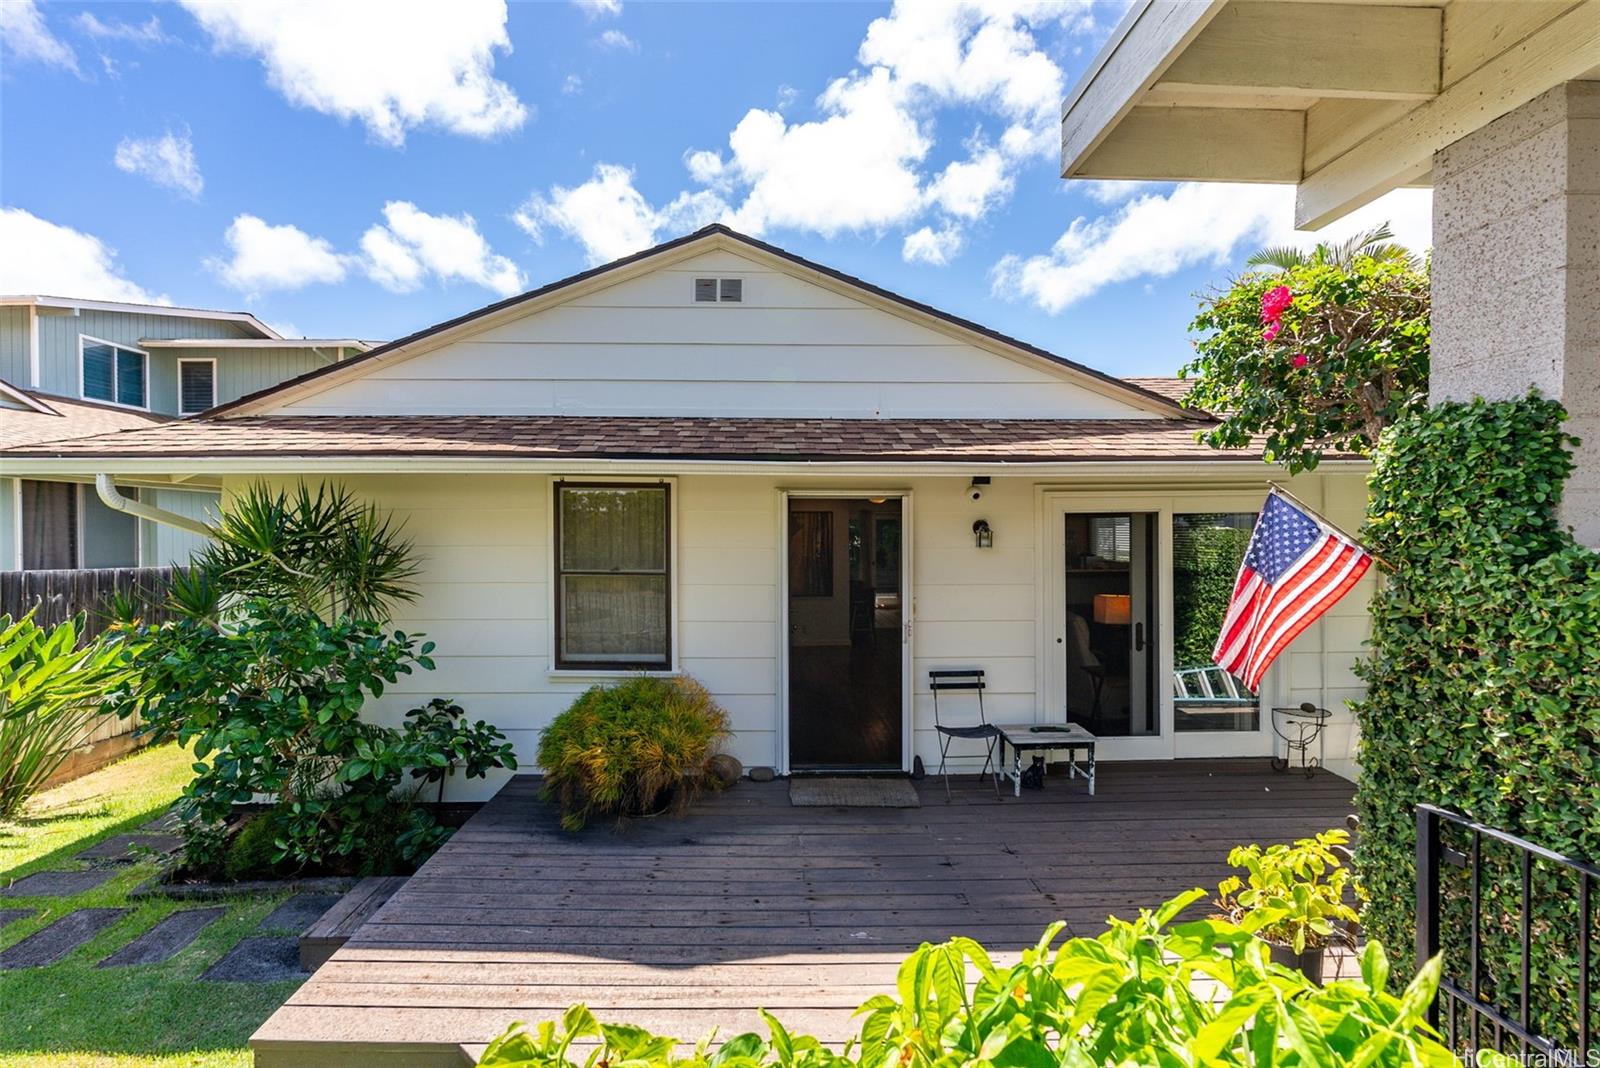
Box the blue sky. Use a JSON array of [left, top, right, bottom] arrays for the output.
[[0, 0, 1430, 376]]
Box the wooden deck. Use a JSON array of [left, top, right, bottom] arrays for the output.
[[252, 760, 1356, 1067]]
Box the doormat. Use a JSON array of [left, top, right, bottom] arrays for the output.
[[789, 778, 920, 808]]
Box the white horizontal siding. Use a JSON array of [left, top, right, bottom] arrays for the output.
[[269, 249, 1156, 420], [227, 466, 1374, 799]]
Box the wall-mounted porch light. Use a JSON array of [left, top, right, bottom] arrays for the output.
[[972, 519, 993, 549]]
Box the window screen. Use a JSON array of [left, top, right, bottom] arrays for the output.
[[555, 484, 670, 668], [81, 338, 146, 407], [179, 361, 216, 415]]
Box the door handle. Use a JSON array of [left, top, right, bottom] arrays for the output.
[[1135, 622, 1146, 652]]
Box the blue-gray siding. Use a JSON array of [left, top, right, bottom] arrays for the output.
[[34, 309, 256, 413], [0, 307, 30, 386], [168, 346, 341, 411]]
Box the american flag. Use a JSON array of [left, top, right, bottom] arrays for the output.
[[1213, 490, 1372, 692]]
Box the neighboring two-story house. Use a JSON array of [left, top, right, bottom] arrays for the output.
[[0, 295, 369, 570]]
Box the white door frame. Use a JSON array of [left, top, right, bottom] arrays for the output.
[[1038, 488, 1281, 761], [776, 488, 914, 775]]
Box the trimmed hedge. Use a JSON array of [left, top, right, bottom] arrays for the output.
[[1354, 393, 1600, 1041]]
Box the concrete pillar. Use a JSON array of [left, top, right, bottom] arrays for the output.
[[1431, 80, 1600, 546]]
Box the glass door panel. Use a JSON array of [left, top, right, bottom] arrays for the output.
[[1063, 512, 1158, 737], [1172, 512, 1260, 733]]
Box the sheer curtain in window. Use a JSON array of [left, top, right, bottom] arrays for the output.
[[21, 480, 78, 570], [557, 486, 669, 666]]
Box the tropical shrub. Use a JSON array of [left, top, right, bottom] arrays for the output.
[[538, 676, 730, 831], [479, 889, 1455, 1067], [0, 613, 130, 818], [1183, 252, 1430, 473], [1215, 829, 1360, 953], [108, 599, 516, 873], [171, 481, 418, 623], [1354, 393, 1599, 1043]]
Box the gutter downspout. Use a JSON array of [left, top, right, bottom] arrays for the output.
[[95, 474, 214, 538]]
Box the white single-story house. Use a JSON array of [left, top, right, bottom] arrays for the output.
[[6, 226, 1375, 791]]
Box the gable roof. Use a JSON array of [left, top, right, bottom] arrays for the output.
[[208, 225, 1200, 420], [0, 295, 280, 339], [5, 413, 1248, 464]]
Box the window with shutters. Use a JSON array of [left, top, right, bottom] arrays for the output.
[[553, 483, 672, 670], [80, 335, 148, 409], [178, 359, 217, 415]]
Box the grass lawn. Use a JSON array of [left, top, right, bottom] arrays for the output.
[[0, 745, 303, 1068]]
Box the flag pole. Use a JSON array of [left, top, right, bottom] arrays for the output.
[[1266, 481, 1392, 572]]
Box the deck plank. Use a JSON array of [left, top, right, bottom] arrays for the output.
[[252, 760, 1355, 1067]]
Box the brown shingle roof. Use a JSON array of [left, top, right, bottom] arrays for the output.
[[1121, 377, 1200, 407], [7, 414, 1261, 463], [0, 386, 170, 450]]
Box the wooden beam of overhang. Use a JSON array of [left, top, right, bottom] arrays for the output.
[[1160, 2, 1442, 102], [1295, 0, 1600, 228], [1074, 106, 1304, 181]]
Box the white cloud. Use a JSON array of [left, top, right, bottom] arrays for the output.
[[561, 73, 583, 95], [210, 214, 351, 294], [74, 12, 172, 45], [521, 1, 1102, 268], [514, 163, 727, 265], [573, 0, 622, 17], [0, 208, 161, 303], [926, 145, 1011, 220], [992, 184, 1434, 313], [596, 28, 637, 52], [114, 131, 204, 199], [1, 0, 80, 73], [360, 201, 523, 296], [902, 224, 964, 266], [180, 0, 528, 147]]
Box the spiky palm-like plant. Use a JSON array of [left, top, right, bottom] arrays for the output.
[[182, 482, 418, 623], [1247, 222, 1419, 272]]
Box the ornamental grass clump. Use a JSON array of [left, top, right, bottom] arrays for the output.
[[538, 676, 730, 831]]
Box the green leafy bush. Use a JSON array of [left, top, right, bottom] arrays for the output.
[[109, 600, 517, 873], [1355, 393, 1597, 1043], [480, 889, 1455, 1067], [538, 676, 729, 831], [1172, 517, 1252, 668], [0, 613, 130, 818], [1215, 829, 1360, 953], [1184, 254, 1430, 473]]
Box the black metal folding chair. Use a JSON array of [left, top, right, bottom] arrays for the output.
[[929, 669, 1002, 800]]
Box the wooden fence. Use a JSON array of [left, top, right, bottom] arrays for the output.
[[0, 566, 179, 637], [2, 567, 180, 783]]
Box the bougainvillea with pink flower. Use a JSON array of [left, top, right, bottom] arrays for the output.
[[1179, 251, 1430, 473]]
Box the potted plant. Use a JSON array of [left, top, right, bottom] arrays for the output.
[[1214, 828, 1360, 983]]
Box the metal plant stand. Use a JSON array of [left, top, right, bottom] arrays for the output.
[[1270, 703, 1331, 778]]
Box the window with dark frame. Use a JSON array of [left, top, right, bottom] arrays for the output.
[[554, 483, 671, 669], [178, 360, 216, 415]]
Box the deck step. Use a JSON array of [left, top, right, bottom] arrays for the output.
[[298, 876, 407, 972]]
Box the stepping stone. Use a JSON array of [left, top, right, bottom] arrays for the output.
[[139, 809, 180, 833], [257, 894, 341, 934], [77, 833, 182, 865], [0, 869, 118, 898], [201, 935, 306, 982], [97, 907, 226, 967], [0, 908, 128, 968], [0, 908, 33, 929]]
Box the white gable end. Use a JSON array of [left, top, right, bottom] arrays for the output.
[[265, 246, 1160, 419]]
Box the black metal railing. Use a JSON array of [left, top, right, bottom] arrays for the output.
[[1417, 803, 1598, 1060]]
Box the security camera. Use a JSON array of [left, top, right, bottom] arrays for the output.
[[968, 476, 990, 501]]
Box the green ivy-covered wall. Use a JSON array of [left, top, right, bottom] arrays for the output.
[[1354, 393, 1599, 1040]]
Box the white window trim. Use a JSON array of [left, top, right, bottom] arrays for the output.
[[176, 357, 218, 416], [545, 475, 680, 679], [78, 334, 151, 412]]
